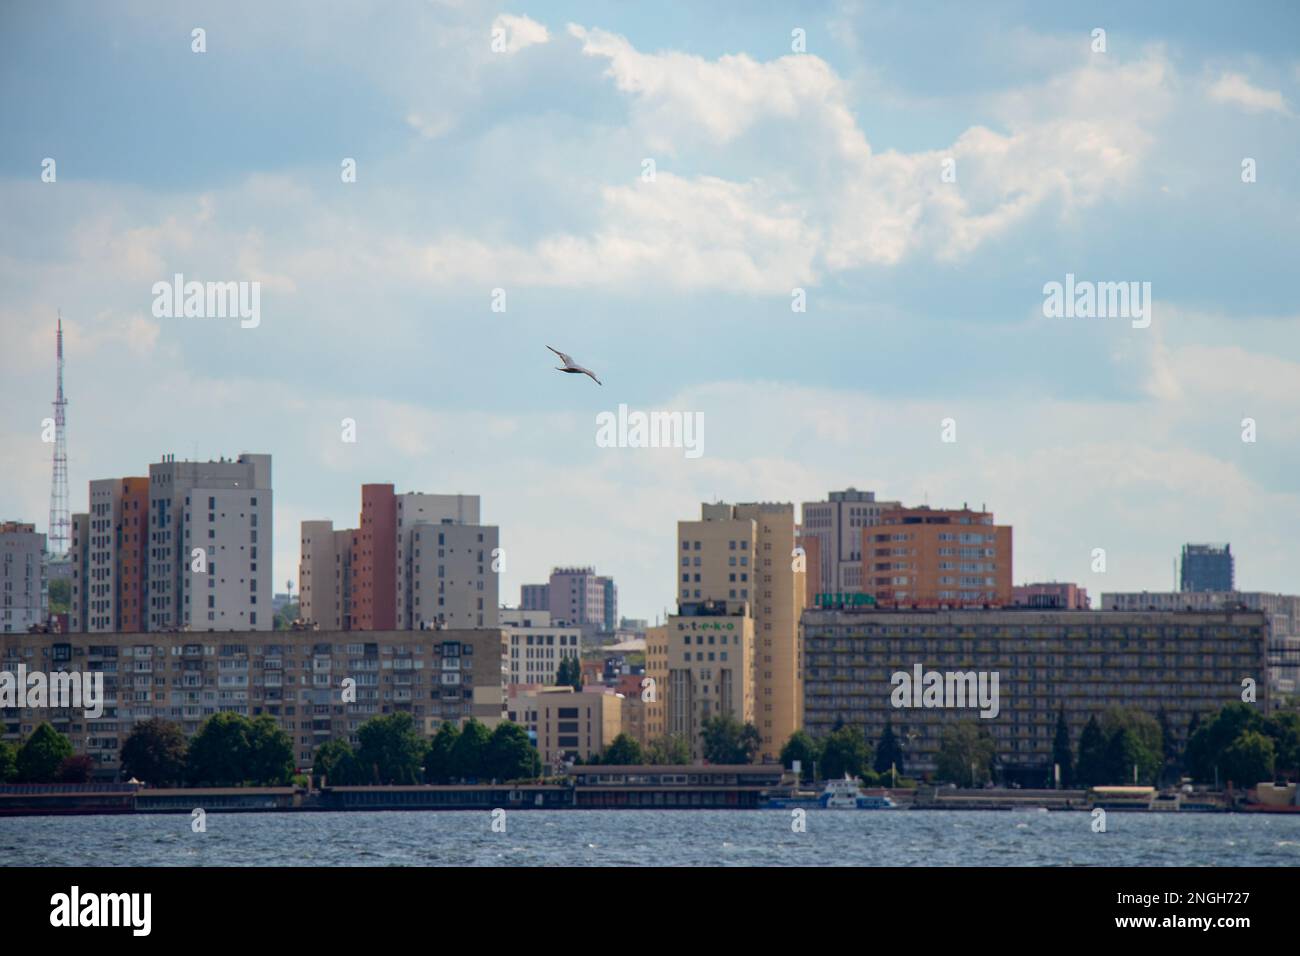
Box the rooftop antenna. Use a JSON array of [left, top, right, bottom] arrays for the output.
[[47, 312, 69, 557]]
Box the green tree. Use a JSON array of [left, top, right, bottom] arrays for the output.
[[1076, 716, 1108, 787], [1221, 730, 1275, 788], [246, 715, 295, 785], [779, 730, 820, 783], [47, 578, 71, 614], [186, 712, 253, 786], [1100, 707, 1162, 782], [820, 726, 871, 780], [873, 718, 905, 777], [935, 721, 996, 787], [601, 733, 644, 766], [451, 718, 492, 780], [312, 738, 361, 786], [1186, 703, 1264, 784], [119, 718, 188, 786], [1052, 707, 1074, 788], [57, 754, 96, 783], [555, 657, 583, 692], [700, 714, 761, 764], [486, 721, 541, 781], [17, 723, 75, 783], [0, 739, 17, 782], [645, 734, 691, 765], [356, 711, 425, 785], [1104, 727, 1148, 785], [1263, 711, 1300, 779], [424, 722, 460, 783], [1157, 708, 1177, 782]]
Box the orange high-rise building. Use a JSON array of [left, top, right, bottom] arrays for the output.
[[350, 484, 397, 630], [863, 505, 1012, 607]]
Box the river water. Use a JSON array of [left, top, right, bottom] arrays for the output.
[[3, 810, 1298, 866]]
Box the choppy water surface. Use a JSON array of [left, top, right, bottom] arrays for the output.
[[3, 810, 1298, 866]]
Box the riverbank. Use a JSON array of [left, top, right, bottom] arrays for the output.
[[2, 781, 1291, 816]]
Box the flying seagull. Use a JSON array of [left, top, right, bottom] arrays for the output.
[[547, 345, 602, 385]]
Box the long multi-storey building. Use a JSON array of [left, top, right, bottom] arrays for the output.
[[800, 489, 901, 594], [676, 502, 805, 757], [0, 628, 508, 777], [0, 522, 46, 634], [1103, 590, 1300, 692], [802, 608, 1269, 784], [864, 505, 1012, 607]]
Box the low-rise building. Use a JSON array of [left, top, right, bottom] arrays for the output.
[[506, 685, 621, 767], [499, 608, 582, 688]]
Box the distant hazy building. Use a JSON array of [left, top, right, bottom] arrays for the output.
[[521, 583, 550, 611], [1012, 582, 1090, 609], [803, 608, 1269, 783], [1181, 544, 1234, 593], [800, 489, 901, 594], [0, 522, 46, 633], [498, 607, 582, 687], [864, 505, 1012, 607], [146, 453, 273, 632]]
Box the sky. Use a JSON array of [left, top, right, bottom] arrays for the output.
[[2, 0, 1298, 622]]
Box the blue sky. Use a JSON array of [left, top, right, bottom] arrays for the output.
[[2, 0, 1298, 620]]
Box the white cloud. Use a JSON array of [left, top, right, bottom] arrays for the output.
[[1207, 71, 1292, 116], [493, 14, 550, 55]]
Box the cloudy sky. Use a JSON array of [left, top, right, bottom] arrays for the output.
[[2, 0, 1298, 621]]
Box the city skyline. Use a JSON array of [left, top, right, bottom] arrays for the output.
[[3, 2, 1299, 624]]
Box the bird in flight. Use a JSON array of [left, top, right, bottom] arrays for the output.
[[547, 345, 602, 385]]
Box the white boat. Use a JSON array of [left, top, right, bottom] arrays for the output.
[[821, 776, 898, 809]]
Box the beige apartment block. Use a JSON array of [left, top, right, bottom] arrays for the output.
[[664, 604, 754, 760], [506, 685, 622, 767], [0, 628, 507, 778], [677, 502, 805, 757], [299, 521, 354, 630], [644, 623, 669, 742]]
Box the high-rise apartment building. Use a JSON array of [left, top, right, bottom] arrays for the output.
[[299, 520, 354, 630], [72, 477, 149, 633], [0, 522, 47, 633], [664, 602, 754, 760], [147, 454, 273, 631], [675, 501, 805, 757], [1181, 543, 1234, 593], [800, 489, 901, 593], [864, 505, 1012, 607], [310, 485, 498, 631]]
